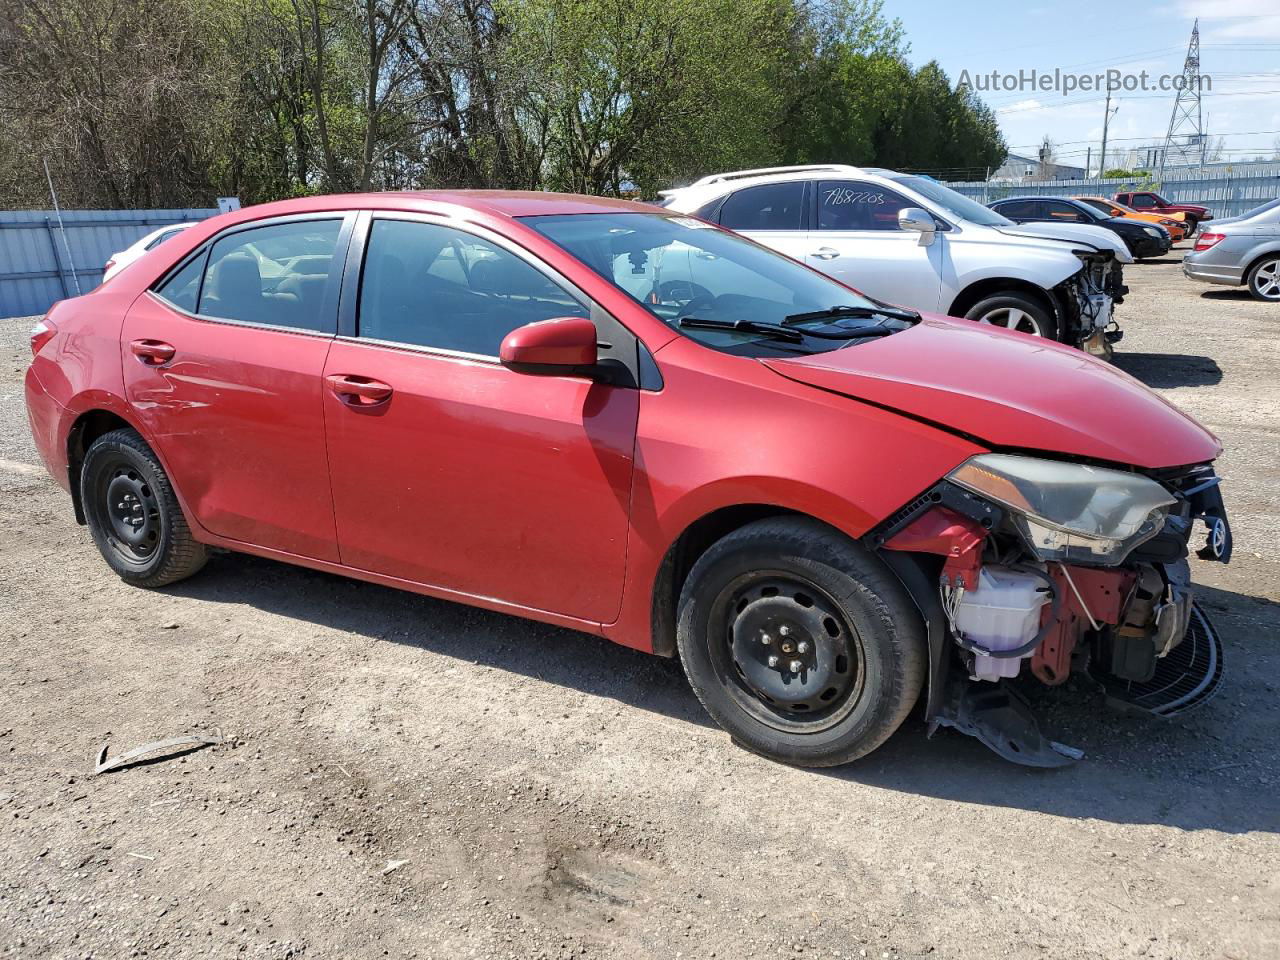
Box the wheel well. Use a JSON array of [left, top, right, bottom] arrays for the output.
[[946, 278, 1057, 321], [66, 410, 133, 524], [1243, 249, 1280, 283], [649, 504, 802, 657]]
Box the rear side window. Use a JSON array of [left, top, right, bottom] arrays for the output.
[[994, 199, 1034, 218], [155, 255, 203, 313], [718, 182, 805, 231], [198, 219, 343, 332], [817, 180, 914, 231], [358, 219, 587, 356]]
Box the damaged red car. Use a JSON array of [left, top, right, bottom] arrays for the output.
[[24, 192, 1232, 767]]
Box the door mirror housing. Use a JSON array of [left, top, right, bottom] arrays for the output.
[[500, 317, 598, 375], [898, 207, 937, 246]]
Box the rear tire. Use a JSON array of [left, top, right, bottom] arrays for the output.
[[675, 517, 925, 768], [964, 292, 1061, 341], [81, 428, 208, 588], [1246, 255, 1280, 302]]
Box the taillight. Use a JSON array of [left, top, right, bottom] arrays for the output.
[[1194, 232, 1224, 252], [30, 316, 57, 357]]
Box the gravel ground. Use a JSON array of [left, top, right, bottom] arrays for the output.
[[1, 247, 1277, 960]]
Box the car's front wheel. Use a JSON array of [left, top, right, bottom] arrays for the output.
[[964, 292, 1061, 341], [676, 517, 925, 768], [81, 428, 208, 588], [1246, 255, 1280, 302]]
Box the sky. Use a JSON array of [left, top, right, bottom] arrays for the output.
[[889, 0, 1280, 173]]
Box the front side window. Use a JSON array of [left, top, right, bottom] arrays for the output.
[[717, 182, 805, 232], [358, 219, 587, 356], [199, 219, 343, 332], [1043, 201, 1085, 221], [525, 212, 915, 357], [817, 180, 914, 231]]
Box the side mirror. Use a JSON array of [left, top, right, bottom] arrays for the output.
[[898, 207, 937, 246], [500, 317, 598, 375]]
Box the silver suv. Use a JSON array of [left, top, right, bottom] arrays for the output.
[[661, 165, 1134, 356]]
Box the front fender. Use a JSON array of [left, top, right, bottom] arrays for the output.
[[601, 338, 984, 653]]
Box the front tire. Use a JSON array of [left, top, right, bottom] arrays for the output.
[[1246, 256, 1280, 302], [964, 292, 1061, 341], [81, 428, 208, 588], [675, 517, 925, 768]]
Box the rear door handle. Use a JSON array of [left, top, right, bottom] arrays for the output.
[[326, 374, 393, 405], [130, 339, 175, 365], [811, 247, 840, 260]]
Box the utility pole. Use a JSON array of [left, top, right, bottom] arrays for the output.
[[1161, 18, 1205, 183], [1099, 88, 1118, 179]]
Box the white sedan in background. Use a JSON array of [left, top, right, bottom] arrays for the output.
[[102, 222, 197, 282]]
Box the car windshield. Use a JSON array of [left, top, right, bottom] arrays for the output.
[[1151, 193, 1171, 205], [886, 175, 1012, 226], [523, 212, 915, 356], [1068, 201, 1104, 221]]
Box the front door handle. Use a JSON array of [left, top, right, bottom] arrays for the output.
[[326, 374, 393, 406], [130, 339, 176, 365], [811, 247, 840, 260]]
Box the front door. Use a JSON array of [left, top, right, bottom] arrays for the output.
[[122, 214, 352, 561], [803, 180, 946, 312], [322, 215, 639, 623]]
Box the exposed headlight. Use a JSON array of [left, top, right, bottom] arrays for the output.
[[948, 454, 1175, 564], [1142, 226, 1164, 238]]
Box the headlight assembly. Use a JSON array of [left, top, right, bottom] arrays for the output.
[[948, 454, 1175, 565], [1143, 226, 1164, 238]]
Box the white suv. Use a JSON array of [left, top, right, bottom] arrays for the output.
[[660, 165, 1133, 355]]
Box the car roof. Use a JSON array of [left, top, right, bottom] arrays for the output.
[[281, 190, 646, 218]]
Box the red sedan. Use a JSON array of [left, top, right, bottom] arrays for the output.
[[24, 192, 1232, 767]]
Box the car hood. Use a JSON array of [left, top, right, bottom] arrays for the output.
[[762, 316, 1220, 469], [992, 223, 1134, 263]]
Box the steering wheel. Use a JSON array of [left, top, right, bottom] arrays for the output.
[[656, 280, 713, 307]]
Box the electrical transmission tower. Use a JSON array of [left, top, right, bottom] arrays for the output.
[[1159, 19, 1206, 180]]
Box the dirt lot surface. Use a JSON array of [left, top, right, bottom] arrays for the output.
[[2, 247, 1278, 960]]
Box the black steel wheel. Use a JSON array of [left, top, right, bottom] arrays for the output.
[[676, 517, 926, 767], [715, 574, 865, 732], [81, 428, 208, 587]]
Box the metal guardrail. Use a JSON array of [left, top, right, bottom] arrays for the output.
[[0, 208, 219, 319]]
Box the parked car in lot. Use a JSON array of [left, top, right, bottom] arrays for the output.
[[1074, 196, 1189, 243], [1183, 197, 1280, 301], [101, 222, 196, 282], [659, 165, 1132, 357], [1114, 190, 1213, 236], [988, 196, 1172, 260], [25, 191, 1232, 768]]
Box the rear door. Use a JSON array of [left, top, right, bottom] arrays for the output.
[[712, 181, 812, 262], [320, 213, 639, 622], [122, 213, 352, 561], [804, 179, 946, 311]]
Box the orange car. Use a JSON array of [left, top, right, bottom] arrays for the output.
[[1075, 196, 1188, 242]]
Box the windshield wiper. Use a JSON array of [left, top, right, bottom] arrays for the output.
[[677, 316, 805, 342], [678, 315, 899, 343], [784, 303, 920, 325]]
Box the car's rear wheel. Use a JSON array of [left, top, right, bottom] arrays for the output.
[[675, 517, 925, 768], [1246, 256, 1280, 302], [964, 292, 1061, 341], [81, 428, 208, 587]]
